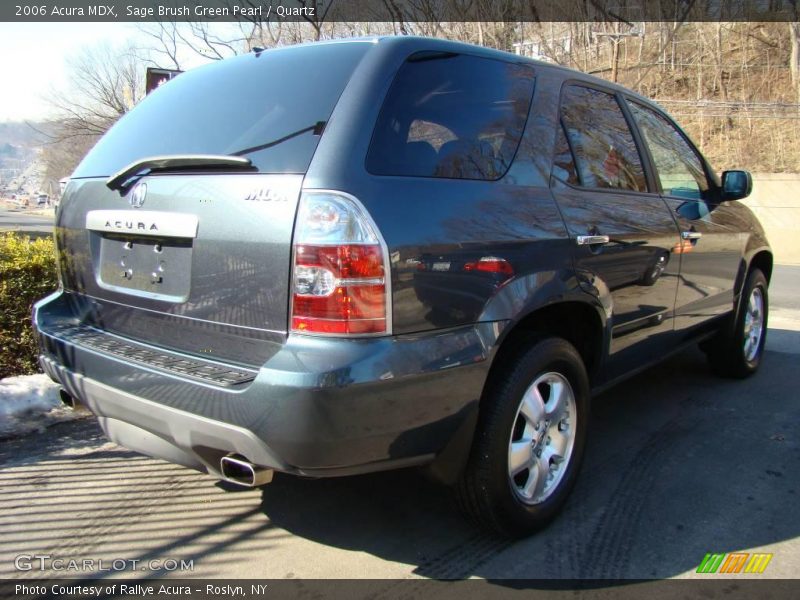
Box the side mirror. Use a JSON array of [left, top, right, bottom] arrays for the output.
[[721, 170, 752, 201]]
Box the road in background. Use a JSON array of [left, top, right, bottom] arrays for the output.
[[772, 265, 800, 311], [0, 203, 53, 234]]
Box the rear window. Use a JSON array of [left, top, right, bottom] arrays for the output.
[[366, 53, 535, 180], [73, 42, 370, 178]]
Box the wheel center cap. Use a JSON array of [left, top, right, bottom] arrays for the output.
[[533, 420, 550, 447]]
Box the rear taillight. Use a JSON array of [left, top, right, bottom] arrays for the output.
[[291, 192, 389, 335]]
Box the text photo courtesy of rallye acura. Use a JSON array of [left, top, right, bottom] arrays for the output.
[[33, 36, 771, 537]]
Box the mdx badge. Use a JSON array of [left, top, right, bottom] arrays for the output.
[[129, 182, 147, 208], [244, 187, 288, 202]]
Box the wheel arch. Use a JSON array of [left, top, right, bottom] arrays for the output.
[[488, 299, 606, 388], [424, 298, 605, 486], [748, 249, 773, 283], [733, 248, 773, 298]]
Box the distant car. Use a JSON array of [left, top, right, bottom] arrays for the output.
[[36, 194, 49, 206]]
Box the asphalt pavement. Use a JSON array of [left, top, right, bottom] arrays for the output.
[[0, 203, 54, 234], [0, 265, 797, 581]]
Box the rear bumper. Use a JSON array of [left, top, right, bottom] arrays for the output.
[[34, 291, 502, 479]]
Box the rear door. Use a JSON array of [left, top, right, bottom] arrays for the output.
[[58, 174, 301, 360], [625, 100, 743, 333], [550, 83, 682, 380], [56, 42, 371, 366]]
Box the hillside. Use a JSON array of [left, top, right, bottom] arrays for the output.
[[0, 121, 49, 148]]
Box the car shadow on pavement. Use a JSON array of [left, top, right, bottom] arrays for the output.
[[258, 338, 800, 580], [0, 419, 278, 580]]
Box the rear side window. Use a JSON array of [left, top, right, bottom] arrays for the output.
[[559, 85, 647, 192], [73, 43, 370, 178], [367, 54, 535, 180]]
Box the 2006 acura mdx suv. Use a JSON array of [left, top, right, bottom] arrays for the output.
[[34, 36, 772, 537]]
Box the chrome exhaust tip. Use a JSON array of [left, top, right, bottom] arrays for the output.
[[220, 454, 273, 487]]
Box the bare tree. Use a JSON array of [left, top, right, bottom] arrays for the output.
[[790, 22, 800, 99], [138, 22, 184, 69], [40, 130, 96, 193], [37, 41, 147, 182], [47, 42, 146, 142], [138, 22, 248, 68]]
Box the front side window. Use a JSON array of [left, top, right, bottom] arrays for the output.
[[367, 53, 535, 180], [628, 102, 710, 200], [559, 85, 647, 192]]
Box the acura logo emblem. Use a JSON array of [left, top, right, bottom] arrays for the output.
[[129, 182, 147, 208]]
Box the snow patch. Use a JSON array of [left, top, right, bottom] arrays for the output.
[[0, 374, 82, 438]]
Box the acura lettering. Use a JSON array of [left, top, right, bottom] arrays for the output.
[[104, 220, 159, 232]]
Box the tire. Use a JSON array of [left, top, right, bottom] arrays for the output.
[[706, 268, 768, 378], [456, 336, 589, 537]]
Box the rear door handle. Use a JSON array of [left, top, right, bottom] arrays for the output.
[[576, 235, 610, 246], [681, 231, 702, 240]]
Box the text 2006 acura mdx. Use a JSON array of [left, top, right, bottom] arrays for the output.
[[34, 37, 771, 536]]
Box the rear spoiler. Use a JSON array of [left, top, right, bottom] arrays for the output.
[[106, 155, 253, 193]]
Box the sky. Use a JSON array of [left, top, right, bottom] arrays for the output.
[[0, 22, 224, 123], [0, 23, 145, 122]]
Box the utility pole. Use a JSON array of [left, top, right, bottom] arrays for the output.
[[592, 22, 642, 83]]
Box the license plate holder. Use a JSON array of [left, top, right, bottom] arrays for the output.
[[95, 234, 193, 302]]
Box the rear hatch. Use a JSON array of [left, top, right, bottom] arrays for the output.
[[56, 42, 371, 366]]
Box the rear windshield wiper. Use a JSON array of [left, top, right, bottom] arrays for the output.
[[230, 121, 326, 157], [106, 122, 326, 192], [106, 154, 254, 193]]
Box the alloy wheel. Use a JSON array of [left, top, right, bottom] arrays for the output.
[[507, 372, 577, 505]]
